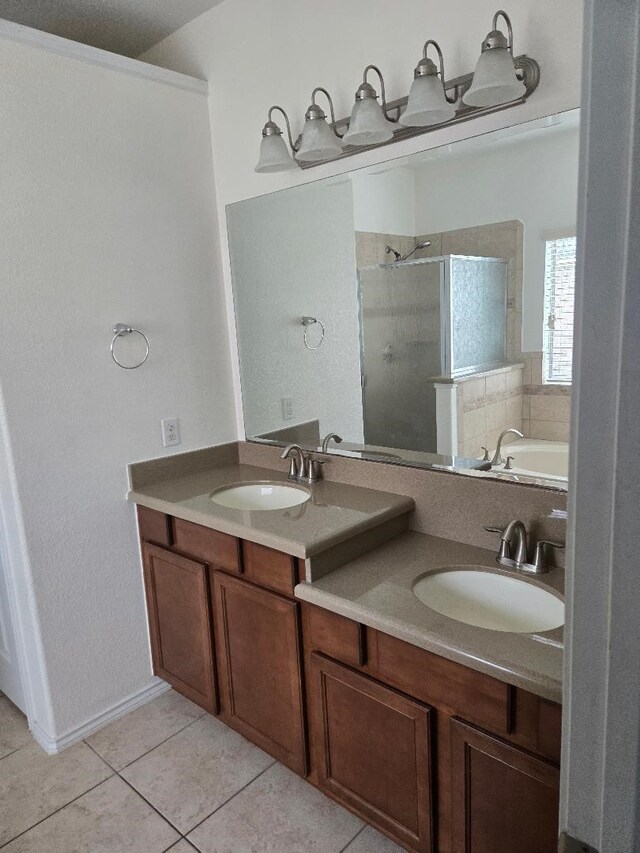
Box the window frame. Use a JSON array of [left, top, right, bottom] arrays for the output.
[[542, 231, 577, 386]]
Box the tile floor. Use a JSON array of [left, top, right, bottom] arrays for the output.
[[0, 689, 403, 852]]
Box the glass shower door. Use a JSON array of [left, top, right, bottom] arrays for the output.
[[358, 259, 444, 453]]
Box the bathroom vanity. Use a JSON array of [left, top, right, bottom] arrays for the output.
[[129, 445, 563, 853]]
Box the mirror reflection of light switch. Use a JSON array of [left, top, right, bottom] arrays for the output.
[[281, 397, 294, 420]]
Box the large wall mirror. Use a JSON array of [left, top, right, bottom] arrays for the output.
[[227, 109, 579, 490]]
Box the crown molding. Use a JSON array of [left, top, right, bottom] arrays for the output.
[[0, 18, 208, 96]]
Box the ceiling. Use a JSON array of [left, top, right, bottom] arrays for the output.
[[0, 0, 226, 58]]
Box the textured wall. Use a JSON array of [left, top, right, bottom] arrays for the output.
[[227, 180, 364, 443], [0, 38, 235, 738]]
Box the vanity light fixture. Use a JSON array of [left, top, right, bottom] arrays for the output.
[[463, 10, 527, 107], [342, 65, 396, 146], [254, 106, 299, 173], [254, 9, 539, 171], [296, 87, 344, 163], [400, 40, 458, 127]]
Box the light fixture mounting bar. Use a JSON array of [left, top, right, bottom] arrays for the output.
[[297, 54, 539, 169]]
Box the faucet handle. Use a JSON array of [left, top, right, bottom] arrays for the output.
[[533, 539, 565, 571], [480, 447, 490, 462], [306, 457, 326, 482], [284, 456, 298, 480], [484, 526, 511, 561]]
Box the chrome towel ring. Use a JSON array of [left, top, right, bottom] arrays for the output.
[[301, 316, 325, 351], [110, 323, 150, 369]]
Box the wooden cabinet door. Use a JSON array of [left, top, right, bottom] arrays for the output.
[[212, 572, 307, 775], [311, 653, 434, 853], [451, 718, 559, 853], [142, 543, 217, 713]]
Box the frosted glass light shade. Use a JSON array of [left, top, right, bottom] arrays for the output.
[[463, 47, 526, 107], [343, 98, 394, 146], [296, 118, 343, 163], [400, 75, 457, 127], [254, 133, 297, 173]]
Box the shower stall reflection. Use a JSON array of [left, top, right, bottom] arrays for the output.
[[358, 255, 508, 454]]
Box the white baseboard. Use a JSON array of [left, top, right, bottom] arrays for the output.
[[30, 680, 171, 755]]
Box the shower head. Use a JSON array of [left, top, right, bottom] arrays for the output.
[[400, 241, 432, 261], [384, 241, 432, 263]]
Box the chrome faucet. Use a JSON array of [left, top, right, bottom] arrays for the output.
[[490, 428, 524, 466], [485, 519, 565, 574], [281, 444, 305, 480], [281, 444, 325, 484], [321, 433, 343, 453]]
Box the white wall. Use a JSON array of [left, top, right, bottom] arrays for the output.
[[0, 36, 236, 742], [141, 0, 584, 433], [227, 179, 364, 442], [414, 126, 580, 350], [351, 167, 416, 236], [562, 0, 640, 848]]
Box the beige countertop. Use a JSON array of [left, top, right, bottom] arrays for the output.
[[128, 443, 563, 702], [295, 530, 564, 703], [127, 456, 414, 559]]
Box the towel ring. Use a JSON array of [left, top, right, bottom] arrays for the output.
[[301, 316, 325, 351], [110, 324, 150, 369]]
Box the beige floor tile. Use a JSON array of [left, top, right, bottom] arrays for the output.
[[2, 775, 179, 852], [86, 689, 205, 770], [166, 842, 198, 852], [0, 741, 112, 845], [121, 715, 274, 834], [188, 762, 363, 853], [343, 825, 404, 852], [0, 696, 32, 759]]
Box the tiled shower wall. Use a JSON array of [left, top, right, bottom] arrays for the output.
[[455, 365, 524, 458], [355, 223, 571, 444], [521, 352, 572, 442], [355, 231, 415, 267]]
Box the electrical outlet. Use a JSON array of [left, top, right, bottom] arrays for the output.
[[161, 418, 180, 447], [281, 396, 294, 420]]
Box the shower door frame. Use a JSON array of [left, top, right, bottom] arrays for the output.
[[356, 256, 447, 452]]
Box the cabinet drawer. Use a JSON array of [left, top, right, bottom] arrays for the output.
[[242, 540, 299, 596], [372, 631, 511, 736], [304, 604, 366, 668], [173, 518, 241, 573], [137, 506, 171, 547], [537, 699, 562, 763]]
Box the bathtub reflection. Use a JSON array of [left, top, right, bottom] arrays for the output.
[[493, 438, 569, 483]]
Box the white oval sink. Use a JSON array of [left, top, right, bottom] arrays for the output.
[[210, 481, 310, 511], [413, 568, 564, 633]]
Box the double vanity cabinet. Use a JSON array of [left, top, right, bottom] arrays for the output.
[[136, 503, 561, 853]]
